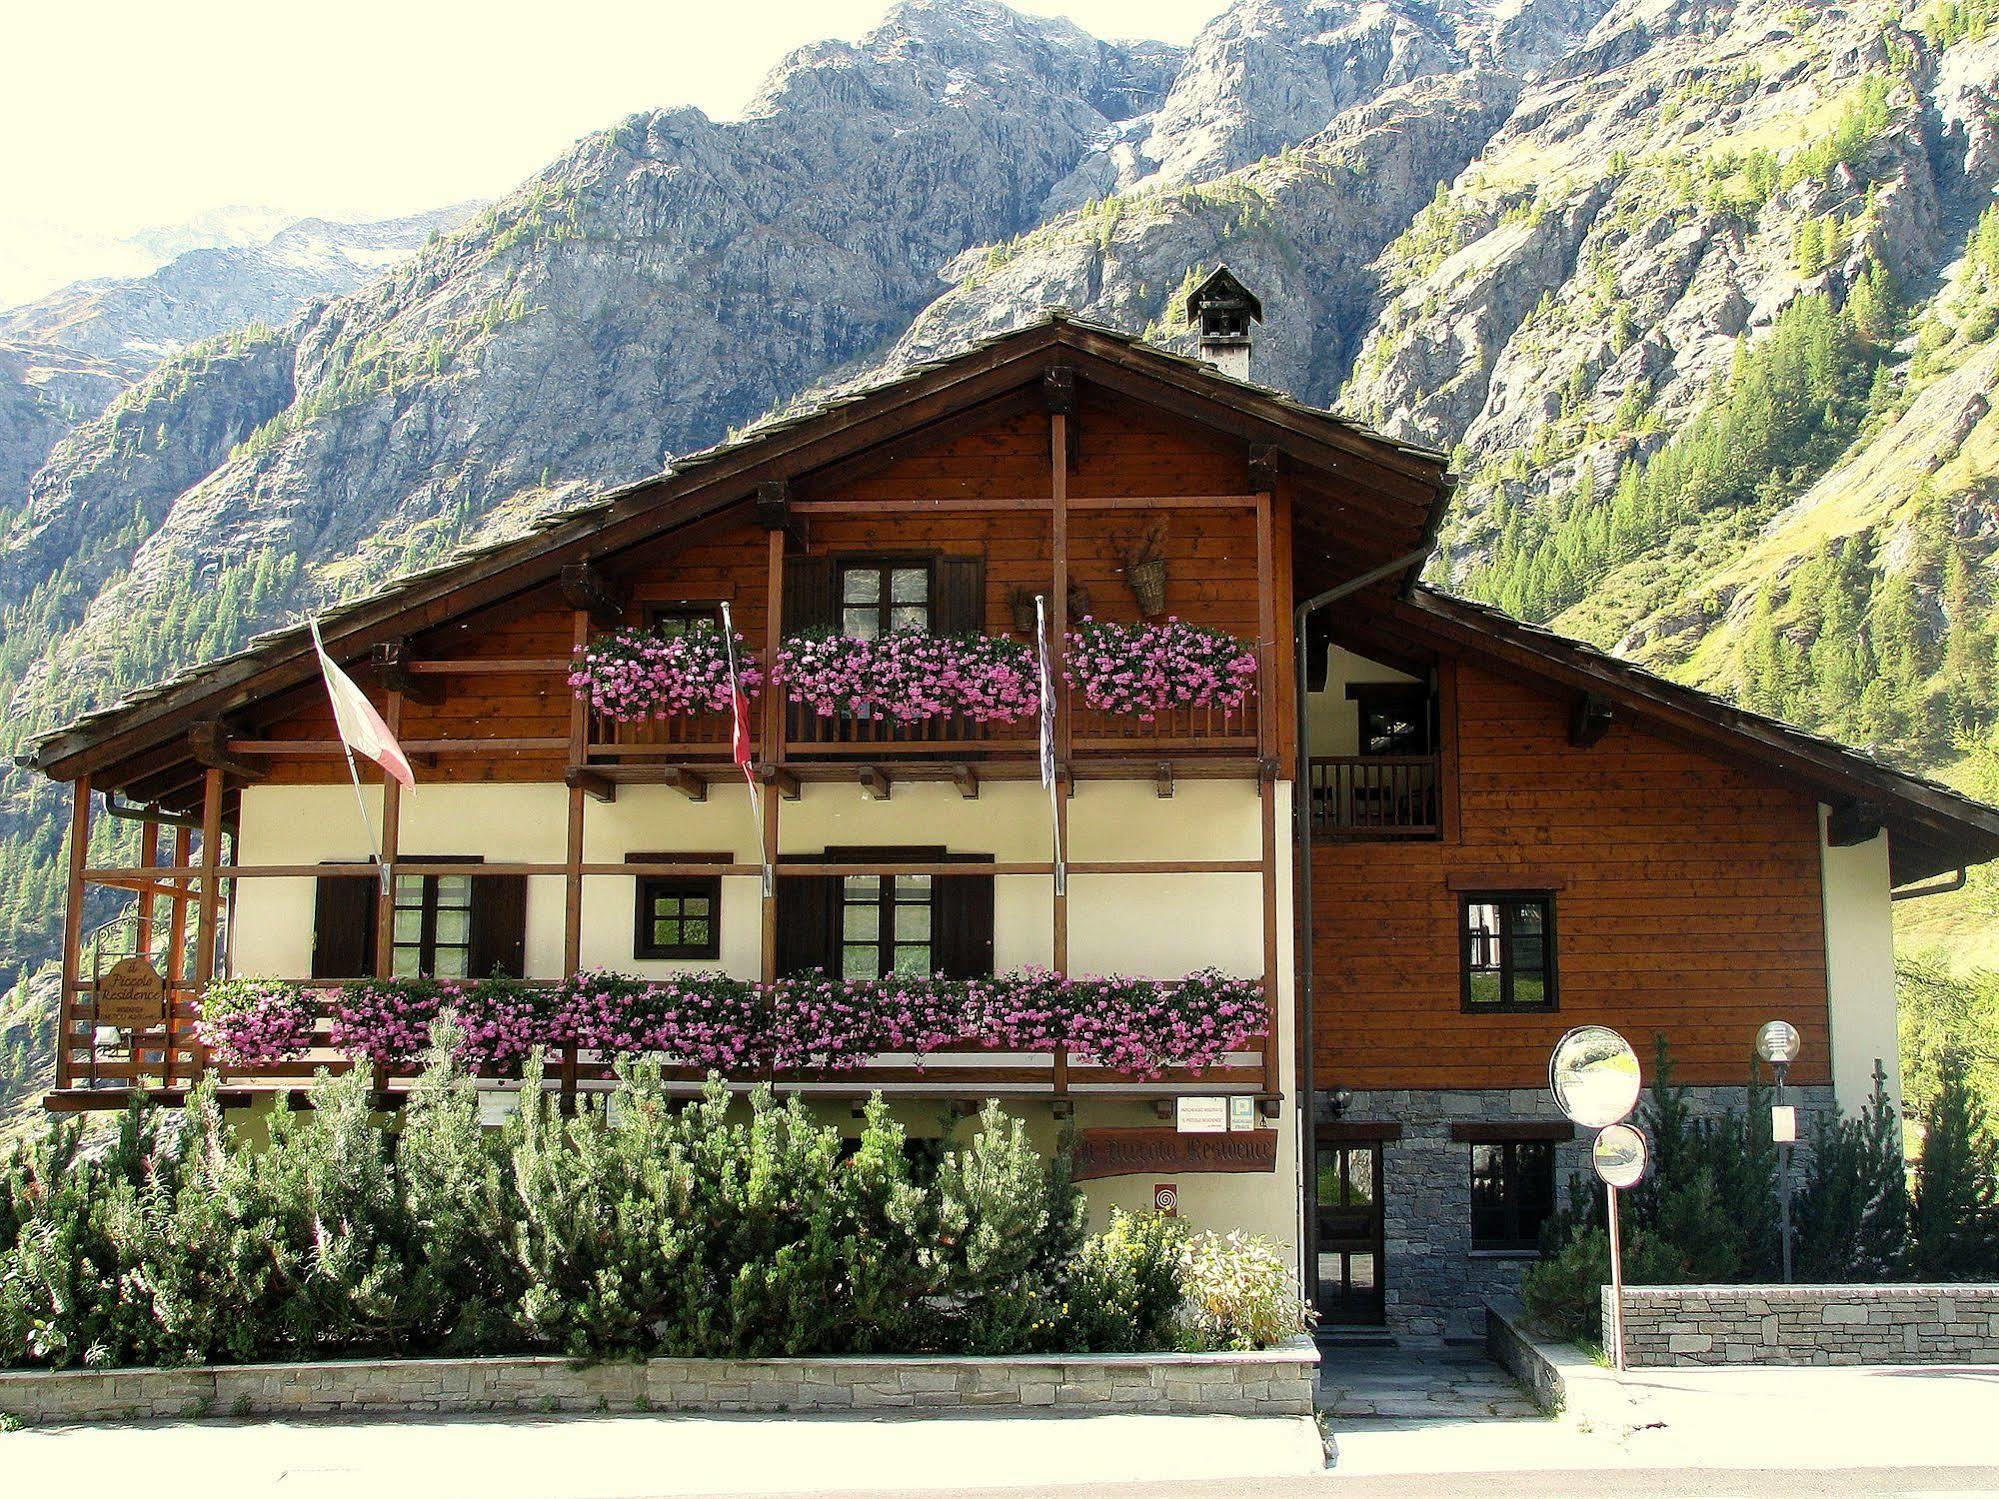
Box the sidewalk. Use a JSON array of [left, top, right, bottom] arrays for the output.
[[1, 1409, 1328, 1499]]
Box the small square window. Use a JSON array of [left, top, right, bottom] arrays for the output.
[[1460, 893, 1558, 1013], [629, 853, 728, 961], [838, 559, 931, 640]]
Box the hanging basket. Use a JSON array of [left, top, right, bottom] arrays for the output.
[[1127, 558, 1169, 617]]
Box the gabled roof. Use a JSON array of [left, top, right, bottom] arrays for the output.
[[19, 311, 1999, 885], [19, 314, 1449, 787]]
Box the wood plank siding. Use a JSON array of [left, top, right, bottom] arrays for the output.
[[1312, 661, 1833, 1091]]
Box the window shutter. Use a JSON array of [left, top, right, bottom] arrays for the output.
[[933, 856, 995, 978], [782, 556, 834, 635], [311, 869, 377, 979], [934, 555, 987, 636], [468, 874, 529, 978], [775, 870, 840, 976]]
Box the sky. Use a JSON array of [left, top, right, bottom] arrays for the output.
[[0, 0, 1227, 255]]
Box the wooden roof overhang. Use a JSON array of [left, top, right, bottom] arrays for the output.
[[18, 315, 1452, 803], [1361, 589, 1999, 887]]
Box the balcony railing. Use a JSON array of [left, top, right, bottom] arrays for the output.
[[1309, 755, 1441, 840]]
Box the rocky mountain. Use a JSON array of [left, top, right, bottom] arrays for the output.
[[0, 206, 481, 366], [6, 0, 1999, 1109]]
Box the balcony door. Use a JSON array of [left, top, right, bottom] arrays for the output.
[[1314, 1135, 1386, 1326]]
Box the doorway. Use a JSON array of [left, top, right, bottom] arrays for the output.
[[1315, 1136, 1385, 1325]]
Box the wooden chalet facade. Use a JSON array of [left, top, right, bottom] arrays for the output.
[[23, 295, 1999, 1339]]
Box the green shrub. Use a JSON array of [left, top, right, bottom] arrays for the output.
[[1910, 1062, 1999, 1279], [1063, 1209, 1188, 1353], [1522, 1226, 1683, 1343]]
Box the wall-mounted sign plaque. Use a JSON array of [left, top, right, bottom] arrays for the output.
[[96, 957, 166, 1029], [1073, 1127, 1277, 1181], [1176, 1097, 1228, 1134]]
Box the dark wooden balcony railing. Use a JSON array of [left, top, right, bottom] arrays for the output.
[[782, 701, 1037, 757], [586, 706, 735, 760], [1309, 755, 1442, 840]]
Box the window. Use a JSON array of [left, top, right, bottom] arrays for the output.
[[641, 602, 722, 637], [390, 869, 475, 978], [840, 872, 934, 978], [1469, 1140, 1557, 1251], [776, 846, 992, 979], [630, 852, 726, 960], [1349, 683, 1434, 756], [1461, 893, 1557, 1012], [839, 559, 931, 640]]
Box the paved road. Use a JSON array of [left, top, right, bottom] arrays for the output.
[[728, 1473, 1999, 1498]]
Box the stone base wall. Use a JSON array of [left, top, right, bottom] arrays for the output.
[[0, 1341, 1319, 1425], [1323, 1085, 1834, 1341], [1613, 1284, 1999, 1367]]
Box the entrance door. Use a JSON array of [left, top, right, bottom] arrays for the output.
[[1315, 1137, 1385, 1325]]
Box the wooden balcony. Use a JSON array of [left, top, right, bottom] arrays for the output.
[[48, 974, 1274, 1110], [1309, 755, 1441, 840]]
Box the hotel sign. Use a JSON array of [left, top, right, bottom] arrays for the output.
[[96, 958, 166, 1029], [1072, 1127, 1277, 1181]]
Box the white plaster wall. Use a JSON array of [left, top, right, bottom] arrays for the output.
[[1818, 810, 1902, 1117], [225, 776, 1302, 1255]]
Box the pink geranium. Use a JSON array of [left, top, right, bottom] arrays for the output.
[[1065, 617, 1258, 720], [569, 621, 761, 723], [775, 630, 1039, 725], [196, 978, 318, 1066]]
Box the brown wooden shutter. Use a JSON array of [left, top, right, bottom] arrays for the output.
[[774, 862, 841, 976], [933, 855, 995, 978], [469, 874, 529, 978], [783, 556, 835, 635], [311, 868, 377, 979], [934, 555, 986, 636]]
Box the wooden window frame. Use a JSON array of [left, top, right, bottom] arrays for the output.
[[829, 843, 946, 980], [836, 554, 936, 640], [1468, 1139, 1558, 1252], [629, 852, 728, 961], [389, 856, 480, 980], [1459, 891, 1558, 1014]]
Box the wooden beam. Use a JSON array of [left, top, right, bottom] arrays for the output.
[[951, 763, 979, 800], [188, 721, 264, 781], [1155, 762, 1174, 800], [559, 562, 627, 627], [565, 767, 617, 804], [859, 765, 891, 802], [57, 775, 91, 1090], [666, 768, 709, 803], [1828, 799, 1885, 847], [755, 478, 807, 549], [759, 765, 802, 801], [371, 639, 443, 705], [1042, 364, 1076, 415], [1248, 443, 1281, 492], [1569, 691, 1614, 748], [372, 694, 404, 979]]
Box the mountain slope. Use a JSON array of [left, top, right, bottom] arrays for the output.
[[6, 0, 1999, 1103]]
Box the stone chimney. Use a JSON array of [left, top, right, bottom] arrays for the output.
[[1185, 265, 1262, 382]]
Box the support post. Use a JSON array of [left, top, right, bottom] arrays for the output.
[[1775, 1058, 1793, 1284], [57, 775, 91, 1090], [564, 609, 589, 981], [191, 768, 225, 995], [1255, 489, 1281, 1100], [1607, 1183, 1627, 1373], [372, 693, 404, 980], [168, 825, 193, 1072], [1048, 375, 1071, 1097]]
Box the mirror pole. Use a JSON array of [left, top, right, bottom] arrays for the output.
[[1606, 1181, 1626, 1373]]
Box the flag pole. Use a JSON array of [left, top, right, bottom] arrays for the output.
[[309, 614, 387, 893], [719, 602, 772, 899]]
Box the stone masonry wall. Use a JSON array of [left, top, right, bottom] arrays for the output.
[[0, 1342, 1319, 1425], [1324, 1085, 1835, 1341], [1614, 1285, 1999, 1367]]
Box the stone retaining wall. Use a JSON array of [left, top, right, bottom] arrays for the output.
[[0, 1340, 1319, 1425], [1611, 1284, 1999, 1367]]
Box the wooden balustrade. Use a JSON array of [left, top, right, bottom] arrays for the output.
[[1308, 755, 1442, 840]]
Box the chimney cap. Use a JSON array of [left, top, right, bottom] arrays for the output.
[[1185, 265, 1263, 328]]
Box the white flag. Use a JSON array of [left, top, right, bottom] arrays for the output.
[[310, 618, 415, 789]]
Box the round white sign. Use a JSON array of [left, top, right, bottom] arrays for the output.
[[1755, 1020, 1802, 1066], [1549, 1025, 1642, 1128], [1592, 1122, 1649, 1189]]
